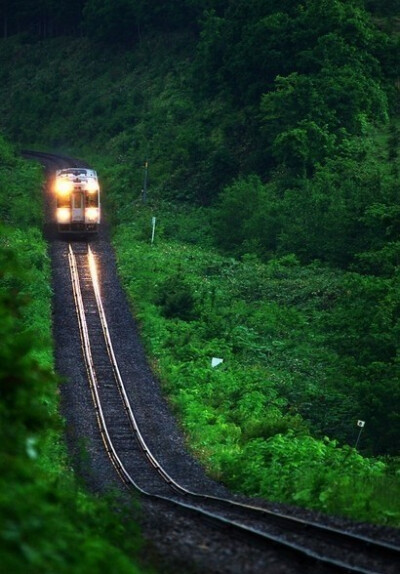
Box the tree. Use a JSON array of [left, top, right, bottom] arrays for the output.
[[83, 0, 141, 46], [272, 121, 335, 177], [213, 176, 280, 259], [0, 0, 85, 38]]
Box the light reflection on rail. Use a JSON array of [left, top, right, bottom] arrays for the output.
[[67, 243, 400, 574]]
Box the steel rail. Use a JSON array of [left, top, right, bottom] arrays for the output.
[[87, 245, 400, 573], [21, 149, 89, 169], [67, 243, 399, 574], [88, 246, 400, 559]]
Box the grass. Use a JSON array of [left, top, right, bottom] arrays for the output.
[[0, 144, 149, 573], [110, 202, 400, 527]]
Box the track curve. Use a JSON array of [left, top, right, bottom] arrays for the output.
[[67, 241, 400, 574], [25, 150, 400, 574]]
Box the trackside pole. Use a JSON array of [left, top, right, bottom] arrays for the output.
[[142, 160, 148, 203], [354, 420, 365, 449]]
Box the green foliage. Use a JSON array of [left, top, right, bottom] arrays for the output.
[[0, 0, 85, 39], [322, 272, 400, 455], [0, 0, 396, 210], [231, 433, 395, 524], [0, 235, 146, 573], [0, 139, 43, 229], [157, 273, 195, 320], [83, 0, 199, 46], [112, 213, 400, 525], [1, 0, 400, 530], [0, 244, 54, 450], [212, 175, 280, 259], [365, 0, 400, 17], [0, 134, 147, 573], [83, 0, 141, 46]]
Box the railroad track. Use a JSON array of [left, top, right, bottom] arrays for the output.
[[67, 241, 400, 574], [21, 149, 90, 170]]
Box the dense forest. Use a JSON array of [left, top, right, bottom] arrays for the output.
[[1, 1, 400, 569]]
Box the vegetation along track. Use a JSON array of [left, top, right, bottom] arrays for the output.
[[67, 240, 399, 574], [25, 150, 399, 573]]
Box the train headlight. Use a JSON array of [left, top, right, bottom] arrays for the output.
[[55, 179, 74, 195], [57, 207, 71, 223], [85, 207, 99, 223], [86, 179, 99, 193]]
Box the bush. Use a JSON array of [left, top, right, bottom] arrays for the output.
[[157, 273, 196, 320], [0, 135, 148, 573]]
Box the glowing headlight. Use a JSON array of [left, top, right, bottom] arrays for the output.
[[85, 207, 99, 222], [57, 207, 71, 223], [55, 179, 74, 195], [86, 179, 99, 193]]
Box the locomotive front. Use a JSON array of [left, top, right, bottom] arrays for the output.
[[54, 168, 100, 233]]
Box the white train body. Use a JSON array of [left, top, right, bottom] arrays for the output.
[[54, 168, 100, 233]]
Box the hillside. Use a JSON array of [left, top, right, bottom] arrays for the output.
[[0, 4, 399, 571]]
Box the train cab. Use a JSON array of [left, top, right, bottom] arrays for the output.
[[54, 168, 100, 233]]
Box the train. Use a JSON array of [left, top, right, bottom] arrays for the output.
[[53, 167, 101, 233]]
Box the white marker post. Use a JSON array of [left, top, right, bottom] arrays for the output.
[[151, 216, 156, 244], [142, 160, 148, 203], [355, 420, 365, 449]]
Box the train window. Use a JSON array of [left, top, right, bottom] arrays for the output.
[[86, 194, 99, 207], [61, 169, 86, 176], [57, 196, 70, 208]]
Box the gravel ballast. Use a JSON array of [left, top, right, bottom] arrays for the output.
[[43, 163, 398, 573]]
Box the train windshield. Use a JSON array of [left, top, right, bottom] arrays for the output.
[[60, 169, 88, 176], [86, 194, 99, 207], [57, 195, 70, 208]]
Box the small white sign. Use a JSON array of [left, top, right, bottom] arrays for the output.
[[211, 357, 223, 368], [357, 420, 365, 427]]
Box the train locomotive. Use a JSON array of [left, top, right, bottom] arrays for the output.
[[54, 167, 100, 233]]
